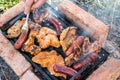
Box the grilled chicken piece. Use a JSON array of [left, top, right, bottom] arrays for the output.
[[7, 18, 26, 38], [32, 50, 66, 78], [22, 22, 41, 55], [32, 51, 51, 67], [65, 36, 84, 66], [66, 36, 84, 56], [47, 54, 66, 78], [82, 38, 91, 53], [33, 8, 50, 24], [29, 23, 41, 37], [65, 54, 75, 66], [65, 48, 81, 66], [82, 38, 101, 54], [37, 27, 60, 49], [22, 23, 60, 54], [22, 36, 41, 55], [60, 27, 77, 52]]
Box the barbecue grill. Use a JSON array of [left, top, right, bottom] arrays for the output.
[[0, 3, 109, 80]]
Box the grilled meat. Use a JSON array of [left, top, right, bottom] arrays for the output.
[[82, 38, 101, 54], [33, 8, 50, 24], [22, 24, 60, 54], [32, 50, 66, 78], [65, 36, 101, 67], [37, 27, 60, 49], [29, 23, 41, 37], [65, 48, 81, 66], [47, 54, 66, 78], [65, 36, 84, 66], [73, 52, 98, 70], [49, 17, 63, 35], [66, 36, 84, 56], [22, 22, 41, 55], [14, 30, 29, 49], [22, 36, 41, 55], [60, 27, 77, 52], [82, 37, 91, 53], [65, 54, 75, 66], [53, 64, 77, 77], [32, 51, 50, 67], [7, 18, 26, 38]]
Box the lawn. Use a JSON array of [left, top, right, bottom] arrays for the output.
[[0, 0, 20, 12]]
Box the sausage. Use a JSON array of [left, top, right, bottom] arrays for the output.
[[49, 17, 63, 35], [66, 36, 84, 56], [54, 64, 81, 80], [53, 64, 77, 77], [51, 17, 63, 30], [14, 30, 28, 49], [73, 52, 98, 70], [49, 18, 60, 35]]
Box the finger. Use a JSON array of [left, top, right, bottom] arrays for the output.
[[32, 0, 46, 9], [24, 0, 34, 14], [22, 0, 26, 2], [34, 0, 38, 2]]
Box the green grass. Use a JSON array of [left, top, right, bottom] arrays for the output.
[[0, 0, 20, 11]]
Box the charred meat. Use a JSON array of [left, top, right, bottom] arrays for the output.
[[22, 22, 41, 55], [82, 38, 101, 54], [33, 8, 50, 24], [37, 27, 60, 49], [7, 18, 26, 38], [60, 27, 77, 53], [53, 64, 77, 77], [49, 17, 63, 35], [14, 30, 29, 49], [66, 36, 84, 56], [65, 36, 84, 66], [73, 52, 98, 70], [22, 36, 41, 55], [32, 50, 66, 78]]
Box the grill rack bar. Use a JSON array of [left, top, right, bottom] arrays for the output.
[[1, 3, 109, 80]]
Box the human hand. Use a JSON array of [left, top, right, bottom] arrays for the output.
[[23, 0, 46, 14]]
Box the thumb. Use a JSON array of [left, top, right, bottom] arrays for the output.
[[24, 0, 34, 14], [32, 0, 46, 9]]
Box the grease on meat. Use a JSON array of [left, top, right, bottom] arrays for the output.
[[37, 27, 60, 49], [33, 8, 50, 24], [7, 18, 26, 38], [82, 38, 101, 54], [22, 22, 41, 55], [32, 50, 66, 78], [60, 27, 77, 52]]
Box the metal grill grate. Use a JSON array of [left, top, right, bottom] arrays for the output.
[[0, 3, 109, 80]]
